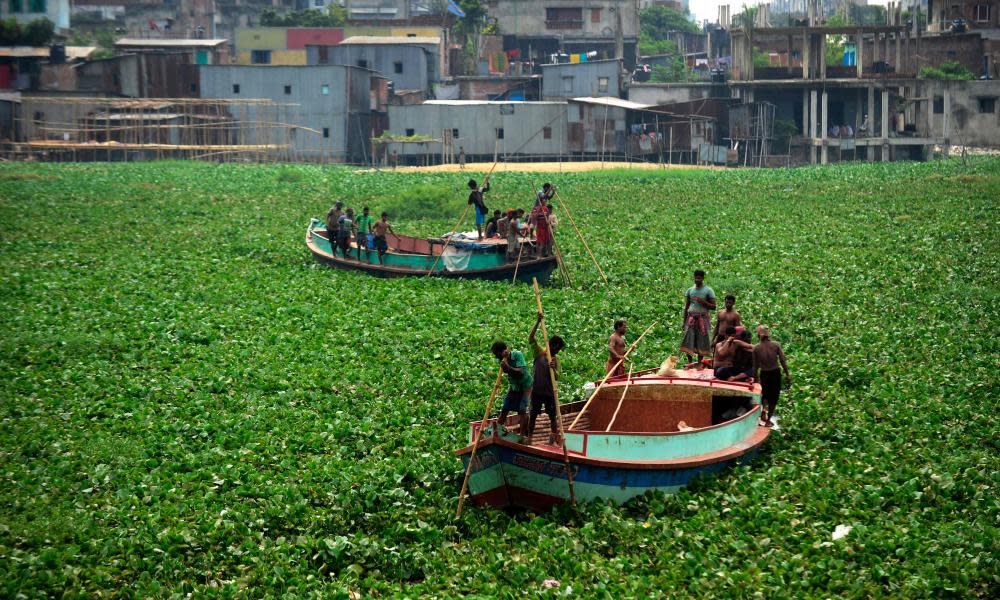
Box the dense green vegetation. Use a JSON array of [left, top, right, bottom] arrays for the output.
[[1, 159, 998, 597]]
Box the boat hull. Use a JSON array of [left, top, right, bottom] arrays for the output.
[[459, 430, 767, 511], [306, 223, 558, 284]]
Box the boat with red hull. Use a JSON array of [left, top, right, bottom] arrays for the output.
[[455, 372, 770, 510]]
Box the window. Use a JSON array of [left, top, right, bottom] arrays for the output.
[[323, 127, 330, 138], [394, 61, 403, 74], [975, 4, 991, 22], [543, 126, 552, 139], [562, 76, 574, 94], [933, 96, 943, 114], [546, 7, 583, 29], [284, 85, 292, 95], [321, 84, 329, 95], [9, 0, 22, 12], [591, 8, 601, 23], [496, 127, 504, 139], [598, 76, 609, 93], [405, 128, 415, 136], [190, 82, 197, 93], [28, 0, 44, 12], [232, 84, 240, 94], [357, 59, 368, 69], [251, 50, 271, 64], [979, 97, 997, 113], [315, 0, 324, 6], [452, 128, 459, 138], [317, 46, 329, 64]]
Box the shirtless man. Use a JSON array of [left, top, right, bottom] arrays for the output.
[[752, 325, 791, 427], [713, 294, 742, 346], [606, 319, 627, 378], [371, 212, 395, 264]]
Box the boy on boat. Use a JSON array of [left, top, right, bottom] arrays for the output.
[[371, 212, 395, 264], [506, 208, 526, 261], [325, 200, 343, 244], [491, 340, 533, 439], [680, 269, 717, 365], [355, 206, 374, 260], [713, 326, 753, 380], [606, 319, 627, 378], [713, 294, 742, 346], [468, 179, 490, 240], [752, 325, 791, 427], [337, 208, 356, 259], [485, 210, 502, 238], [527, 312, 565, 445]]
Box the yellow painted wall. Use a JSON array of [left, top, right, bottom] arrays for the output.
[[235, 28, 288, 51], [235, 50, 307, 65]]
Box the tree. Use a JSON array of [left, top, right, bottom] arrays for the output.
[[259, 7, 344, 27], [640, 5, 699, 39], [0, 18, 23, 46], [22, 18, 54, 46], [919, 60, 975, 80]]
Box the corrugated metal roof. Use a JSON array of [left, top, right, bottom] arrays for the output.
[[571, 97, 651, 110], [0, 46, 96, 58], [114, 38, 228, 48], [340, 36, 440, 45], [422, 100, 566, 106]]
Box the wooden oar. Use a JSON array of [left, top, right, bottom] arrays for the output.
[[455, 368, 504, 519], [569, 321, 657, 430], [529, 187, 571, 285], [532, 277, 576, 505], [605, 364, 633, 432], [553, 190, 608, 284]]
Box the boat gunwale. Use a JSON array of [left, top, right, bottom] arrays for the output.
[[455, 416, 770, 470]]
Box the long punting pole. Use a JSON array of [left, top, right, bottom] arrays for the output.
[[605, 364, 634, 432], [569, 321, 657, 430], [553, 190, 608, 284], [427, 161, 501, 276], [456, 368, 505, 519], [532, 278, 576, 505], [510, 241, 524, 284], [529, 185, 571, 286]]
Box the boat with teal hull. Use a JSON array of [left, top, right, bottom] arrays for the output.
[[306, 219, 558, 283], [455, 374, 770, 511]]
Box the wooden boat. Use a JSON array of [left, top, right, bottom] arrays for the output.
[[455, 371, 770, 510], [306, 219, 558, 283]]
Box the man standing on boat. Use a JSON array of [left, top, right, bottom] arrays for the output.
[[527, 312, 565, 445], [491, 340, 532, 440], [337, 208, 357, 259], [355, 206, 374, 261], [531, 185, 555, 257], [325, 200, 343, 242], [606, 319, 627, 378], [681, 269, 717, 365], [713, 294, 742, 346], [468, 179, 490, 240], [753, 325, 791, 427], [371, 212, 395, 264]]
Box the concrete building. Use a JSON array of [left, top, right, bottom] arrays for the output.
[[199, 64, 387, 162], [314, 36, 443, 94], [0, 0, 70, 30], [541, 58, 623, 99], [628, 81, 728, 105], [386, 100, 568, 159], [489, 0, 640, 67], [927, 0, 999, 32], [923, 79, 1000, 147]]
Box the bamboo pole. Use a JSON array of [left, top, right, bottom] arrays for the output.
[[455, 368, 505, 519], [553, 190, 607, 283], [569, 321, 656, 430], [532, 278, 575, 505], [605, 364, 634, 432], [510, 241, 524, 285]]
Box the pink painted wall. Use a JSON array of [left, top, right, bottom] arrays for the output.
[[286, 28, 344, 50]]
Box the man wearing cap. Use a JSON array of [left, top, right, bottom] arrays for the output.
[[753, 325, 791, 426]]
